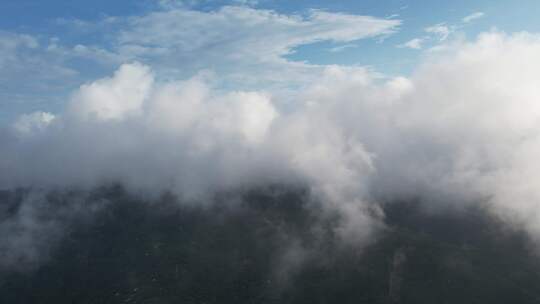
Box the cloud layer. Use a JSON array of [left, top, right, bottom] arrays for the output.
[[3, 31, 540, 269]]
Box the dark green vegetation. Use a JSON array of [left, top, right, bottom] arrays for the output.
[[2, 186, 540, 303]]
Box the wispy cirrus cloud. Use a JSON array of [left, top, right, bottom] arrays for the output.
[[463, 12, 485, 23], [425, 23, 452, 41], [113, 6, 399, 77], [0, 5, 400, 122], [398, 11, 486, 52], [328, 43, 358, 52]]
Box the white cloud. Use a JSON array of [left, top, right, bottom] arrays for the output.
[[328, 43, 357, 52], [463, 12, 485, 23], [397, 37, 424, 49], [232, 0, 259, 6], [68, 63, 154, 121], [425, 23, 452, 41], [13, 112, 56, 135], [421, 14, 483, 47]]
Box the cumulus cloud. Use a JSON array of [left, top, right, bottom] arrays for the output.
[[68, 63, 154, 121], [4, 30, 540, 266]]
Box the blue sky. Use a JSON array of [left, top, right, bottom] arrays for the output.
[[1, 0, 539, 123]]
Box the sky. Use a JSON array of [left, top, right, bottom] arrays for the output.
[[2, 0, 540, 123]]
